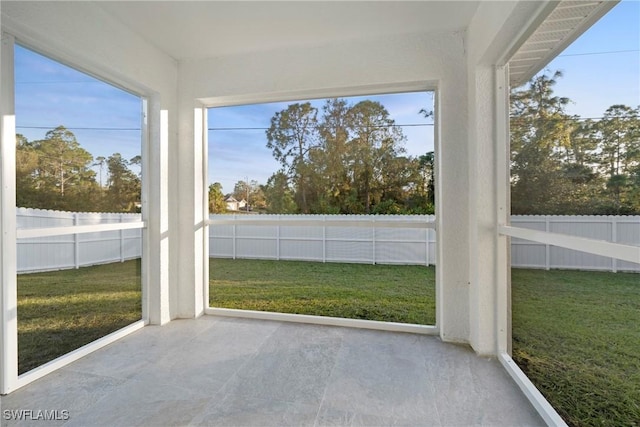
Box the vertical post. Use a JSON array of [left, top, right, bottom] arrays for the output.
[[201, 108, 209, 311], [322, 215, 326, 263], [120, 213, 125, 262], [611, 216, 617, 273], [276, 214, 280, 261], [425, 216, 430, 267], [495, 64, 511, 356], [0, 33, 18, 394], [74, 213, 79, 269], [372, 217, 376, 265], [232, 214, 237, 260], [545, 216, 550, 270]]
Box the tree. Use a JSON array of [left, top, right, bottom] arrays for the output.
[[403, 151, 435, 214], [510, 71, 581, 214], [105, 153, 141, 212], [208, 182, 227, 213], [232, 179, 266, 212], [266, 103, 319, 213], [594, 105, 640, 213], [17, 130, 97, 210], [33, 126, 95, 197], [315, 98, 352, 212], [15, 134, 40, 208], [346, 100, 406, 213], [93, 156, 106, 187], [129, 155, 142, 178], [263, 172, 297, 213], [418, 151, 435, 206]]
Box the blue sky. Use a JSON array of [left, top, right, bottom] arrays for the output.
[[208, 91, 434, 193], [14, 0, 639, 194], [14, 46, 142, 175]]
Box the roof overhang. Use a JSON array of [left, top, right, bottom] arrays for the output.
[[508, 0, 619, 87]]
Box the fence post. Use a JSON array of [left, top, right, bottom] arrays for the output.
[[74, 213, 80, 269], [276, 214, 280, 261], [322, 215, 326, 263], [545, 216, 550, 270], [372, 216, 376, 265], [232, 214, 237, 260], [120, 213, 125, 262], [425, 216, 430, 267], [612, 216, 617, 273]]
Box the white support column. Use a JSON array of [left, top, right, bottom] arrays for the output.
[[201, 108, 209, 310], [467, 63, 497, 355], [175, 102, 207, 318], [436, 73, 471, 345], [495, 64, 511, 356], [0, 33, 18, 394], [144, 98, 171, 325]]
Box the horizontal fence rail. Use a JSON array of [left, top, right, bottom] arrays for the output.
[[15, 209, 640, 273], [17, 208, 143, 273]]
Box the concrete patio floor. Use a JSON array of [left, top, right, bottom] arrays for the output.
[[1, 316, 544, 426]]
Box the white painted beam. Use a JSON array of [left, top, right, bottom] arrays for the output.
[[499, 225, 640, 265], [16, 221, 146, 239]]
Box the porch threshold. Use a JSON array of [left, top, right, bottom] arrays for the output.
[[206, 306, 438, 335]]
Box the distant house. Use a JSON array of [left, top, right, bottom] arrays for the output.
[[225, 196, 247, 211]]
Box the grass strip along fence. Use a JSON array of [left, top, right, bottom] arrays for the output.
[[16, 258, 638, 426]]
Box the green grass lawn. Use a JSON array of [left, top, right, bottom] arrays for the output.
[[17, 260, 141, 374], [209, 258, 436, 325], [511, 268, 640, 427]]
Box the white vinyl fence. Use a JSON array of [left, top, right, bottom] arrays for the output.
[[17, 208, 142, 273], [510, 215, 640, 272], [16, 209, 640, 273], [209, 214, 639, 272], [209, 214, 437, 266]]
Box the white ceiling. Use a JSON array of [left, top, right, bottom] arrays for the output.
[[96, 1, 480, 60]]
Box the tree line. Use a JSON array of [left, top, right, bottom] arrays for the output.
[[17, 71, 637, 216], [211, 98, 435, 215], [16, 126, 141, 213], [511, 71, 639, 215], [210, 71, 639, 215]]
